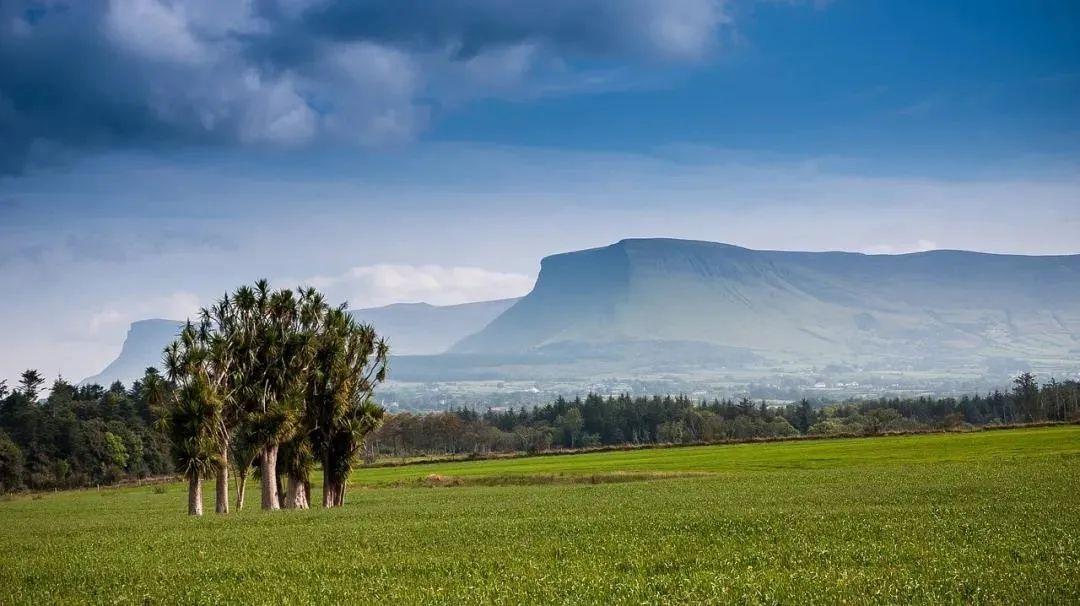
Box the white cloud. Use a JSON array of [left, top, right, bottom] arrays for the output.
[[85, 291, 201, 337], [304, 264, 535, 309], [321, 42, 425, 145], [237, 71, 319, 145], [646, 0, 728, 59], [88, 309, 127, 333], [105, 0, 209, 65]]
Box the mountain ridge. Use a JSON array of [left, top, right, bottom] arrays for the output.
[[85, 239, 1080, 387], [451, 238, 1080, 370], [81, 297, 520, 386]]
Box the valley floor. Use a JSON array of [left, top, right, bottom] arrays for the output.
[[1, 426, 1077, 604]]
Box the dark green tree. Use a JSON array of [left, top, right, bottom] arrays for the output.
[[1012, 372, 1041, 421], [0, 430, 24, 492], [795, 399, 815, 434], [18, 370, 44, 401]]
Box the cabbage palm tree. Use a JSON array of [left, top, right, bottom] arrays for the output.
[[307, 309, 389, 507], [201, 300, 236, 514], [161, 332, 220, 516], [229, 423, 260, 510], [161, 280, 390, 513], [278, 288, 332, 509], [321, 397, 384, 507], [226, 285, 260, 510], [233, 282, 315, 510], [170, 299, 244, 515]]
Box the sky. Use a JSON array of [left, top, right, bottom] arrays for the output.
[[1, 0, 1079, 384]]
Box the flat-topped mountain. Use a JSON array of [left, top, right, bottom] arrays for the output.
[[85, 239, 1080, 387], [452, 238, 1080, 370], [82, 319, 185, 388]]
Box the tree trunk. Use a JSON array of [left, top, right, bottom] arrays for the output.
[[260, 444, 280, 510], [323, 475, 346, 508], [321, 454, 337, 508], [215, 447, 229, 514], [188, 471, 203, 516], [285, 473, 309, 509], [322, 469, 341, 508], [235, 470, 247, 511]]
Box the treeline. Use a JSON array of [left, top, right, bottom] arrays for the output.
[[0, 371, 172, 493], [3, 370, 1078, 493], [368, 373, 1080, 457]]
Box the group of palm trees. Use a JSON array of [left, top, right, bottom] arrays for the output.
[[144, 280, 389, 516]]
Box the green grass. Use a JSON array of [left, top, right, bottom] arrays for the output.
[[350, 426, 1080, 484], [1, 426, 1077, 604]]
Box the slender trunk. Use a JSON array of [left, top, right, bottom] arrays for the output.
[[322, 454, 336, 508], [235, 470, 247, 511], [260, 444, 280, 510], [322, 481, 336, 508], [335, 480, 346, 507], [285, 473, 309, 509], [188, 471, 203, 516], [215, 447, 229, 514]]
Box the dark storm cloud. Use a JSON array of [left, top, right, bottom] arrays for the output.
[[0, 0, 725, 174], [0, 2, 231, 174]]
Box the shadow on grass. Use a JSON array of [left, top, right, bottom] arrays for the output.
[[385, 471, 717, 489]]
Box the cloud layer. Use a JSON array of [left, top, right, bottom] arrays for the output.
[[0, 0, 727, 173], [303, 264, 535, 309]]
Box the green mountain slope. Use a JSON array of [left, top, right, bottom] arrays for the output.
[[452, 239, 1080, 369]]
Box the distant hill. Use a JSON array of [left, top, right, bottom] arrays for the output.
[[85, 239, 1080, 388], [350, 299, 519, 354], [452, 239, 1080, 372], [81, 298, 519, 386]]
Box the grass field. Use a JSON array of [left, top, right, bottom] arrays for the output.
[[1, 426, 1077, 604]]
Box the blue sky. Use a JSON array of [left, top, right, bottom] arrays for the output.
[[1, 0, 1079, 383], [431, 1, 1080, 170]]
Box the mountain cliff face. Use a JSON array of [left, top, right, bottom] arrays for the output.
[[452, 239, 1080, 369], [81, 298, 519, 386], [82, 319, 186, 387], [85, 239, 1080, 387]]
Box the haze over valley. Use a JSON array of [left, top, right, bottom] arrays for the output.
[[86, 238, 1080, 409]]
